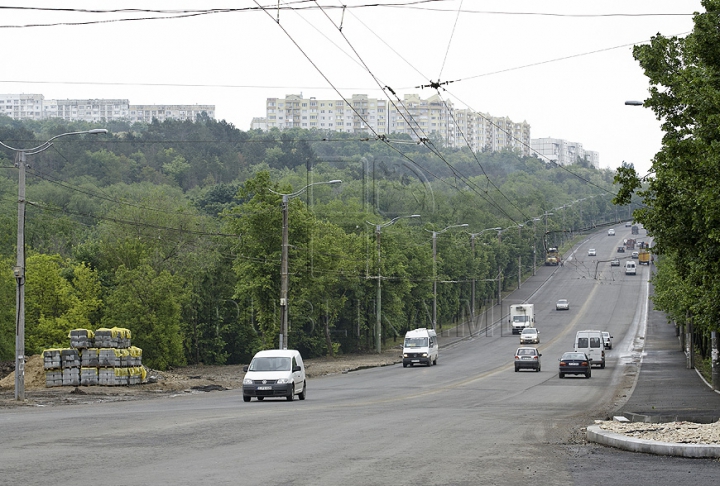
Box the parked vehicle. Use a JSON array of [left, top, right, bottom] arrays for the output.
[[243, 349, 306, 402], [559, 351, 592, 378], [402, 328, 438, 367], [515, 347, 542, 372], [509, 304, 535, 334], [602, 331, 613, 350], [520, 327, 540, 344], [556, 299, 569, 310], [574, 330, 605, 368]]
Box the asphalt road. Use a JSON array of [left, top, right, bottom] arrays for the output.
[[2, 225, 719, 485]]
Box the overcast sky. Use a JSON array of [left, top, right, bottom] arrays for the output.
[[0, 1, 703, 176]]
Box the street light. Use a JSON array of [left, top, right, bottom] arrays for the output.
[[469, 227, 501, 322], [1, 128, 108, 401], [366, 215, 421, 353], [428, 224, 468, 330], [269, 179, 341, 350], [625, 101, 643, 106]]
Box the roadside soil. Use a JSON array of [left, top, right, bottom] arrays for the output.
[[0, 346, 403, 408]]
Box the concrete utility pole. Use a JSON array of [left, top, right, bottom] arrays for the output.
[[469, 227, 501, 324], [1, 129, 108, 401], [270, 180, 341, 350], [429, 224, 468, 330], [367, 215, 420, 353]]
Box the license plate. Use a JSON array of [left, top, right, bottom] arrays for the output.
[[412, 359, 419, 363], [522, 357, 531, 360], [257, 386, 272, 390], [569, 363, 579, 366]]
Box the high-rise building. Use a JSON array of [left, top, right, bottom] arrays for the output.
[[530, 137, 599, 168]]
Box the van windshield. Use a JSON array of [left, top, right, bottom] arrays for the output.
[[249, 357, 291, 371], [512, 316, 529, 323], [404, 337, 428, 348]]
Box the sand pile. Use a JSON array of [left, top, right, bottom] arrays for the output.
[[0, 355, 46, 390]]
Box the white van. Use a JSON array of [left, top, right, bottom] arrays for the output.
[[574, 330, 605, 368], [625, 261, 637, 275], [402, 328, 438, 367], [242, 349, 306, 402]]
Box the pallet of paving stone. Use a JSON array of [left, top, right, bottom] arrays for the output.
[[45, 370, 63, 387], [128, 366, 144, 385], [128, 346, 143, 366], [62, 367, 80, 386], [61, 348, 80, 368], [69, 328, 94, 349], [43, 349, 62, 370], [81, 348, 100, 367], [80, 367, 98, 386], [98, 348, 121, 367]]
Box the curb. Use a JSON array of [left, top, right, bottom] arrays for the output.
[[586, 425, 720, 458]]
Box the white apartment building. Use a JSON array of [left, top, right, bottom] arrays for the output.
[[0, 94, 214, 124], [265, 94, 387, 134], [261, 93, 532, 155], [128, 104, 215, 124], [530, 137, 599, 168]]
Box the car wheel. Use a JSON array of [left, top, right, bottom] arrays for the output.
[[287, 385, 295, 401], [243, 396, 251, 402], [586, 371, 591, 378], [298, 381, 306, 400], [433, 357, 437, 365], [559, 372, 564, 379], [600, 362, 605, 369], [403, 362, 408, 368], [537, 366, 541, 372]]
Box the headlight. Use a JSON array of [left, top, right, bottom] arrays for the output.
[[276, 378, 292, 384], [421, 353, 428, 358], [243, 378, 253, 385], [403, 353, 409, 358]]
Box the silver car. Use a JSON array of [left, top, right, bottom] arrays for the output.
[[556, 299, 569, 310], [602, 331, 613, 350], [519, 327, 540, 344], [515, 347, 542, 372]]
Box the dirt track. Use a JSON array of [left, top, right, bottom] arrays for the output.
[[0, 347, 402, 408]]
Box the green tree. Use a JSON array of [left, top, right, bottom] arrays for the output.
[[614, 0, 720, 332]]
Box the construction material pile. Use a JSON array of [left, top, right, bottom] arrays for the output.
[[43, 328, 146, 387]]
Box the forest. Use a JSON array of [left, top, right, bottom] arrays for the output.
[[0, 114, 626, 369]]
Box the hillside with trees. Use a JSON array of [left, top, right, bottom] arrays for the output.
[[0, 115, 625, 369]]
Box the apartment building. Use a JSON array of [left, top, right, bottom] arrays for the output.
[[0, 94, 214, 124], [265, 94, 387, 134], [261, 93, 533, 156], [530, 137, 599, 168]]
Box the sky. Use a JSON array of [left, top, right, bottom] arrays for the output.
[[0, 1, 704, 176]]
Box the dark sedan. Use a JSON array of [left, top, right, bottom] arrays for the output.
[[558, 352, 591, 378]]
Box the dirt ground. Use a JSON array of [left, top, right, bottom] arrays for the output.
[[0, 347, 403, 408]]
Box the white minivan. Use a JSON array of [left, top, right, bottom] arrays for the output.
[[574, 330, 605, 368], [625, 261, 637, 275], [242, 349, 306, 402], [403, 328, 438, 367]]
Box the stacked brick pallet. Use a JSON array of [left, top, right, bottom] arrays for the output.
[[43, 327, 146, 387]]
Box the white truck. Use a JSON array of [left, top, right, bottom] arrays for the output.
[[509, 304, 535, 335]]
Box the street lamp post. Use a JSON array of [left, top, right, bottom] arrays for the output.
[[532, 218, 540, 275], [429, 224, 468, 330], [469, 227, 501, 323], [1, 128, 108, 401], [270, 180, 341, 350], [367, 215, 420, 353]]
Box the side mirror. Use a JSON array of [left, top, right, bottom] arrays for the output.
[[539, 354, 542, 357], [243, 365, 249, 372], [292, 365, 302, 373]]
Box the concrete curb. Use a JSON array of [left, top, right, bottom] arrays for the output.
[[586, 425, 720, 458]]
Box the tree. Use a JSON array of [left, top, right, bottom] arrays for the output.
[[614, 0, 720, 333]]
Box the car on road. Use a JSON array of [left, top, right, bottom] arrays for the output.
[[602, 331, 613, 350], [632, 251, 639, 259], [519, 327, 540, 344], [617, 246, 625, 253], [608, 228, 615, 236], [588, 248, 596, 256], [558, 351, 592, 378], [556, 299, 569, 310], [610, 258, 620, 266], [515, 347, 542, 372], [242, 349, 307, 402]]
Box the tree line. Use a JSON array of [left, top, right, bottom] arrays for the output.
[[0, 115, 625, 369]]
